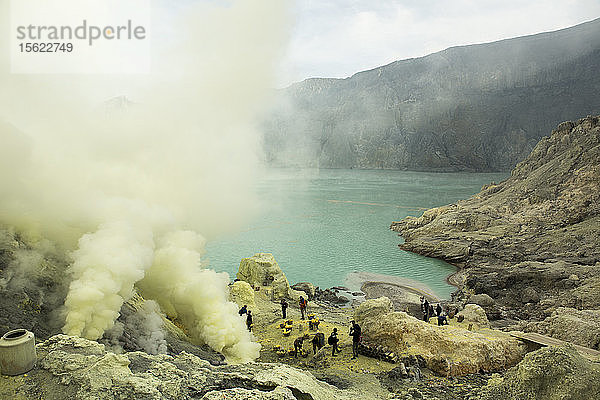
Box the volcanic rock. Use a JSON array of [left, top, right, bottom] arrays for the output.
[[480, 345, 600, 400], [237, 253, 301, 300], [353, 298, 525, 376], [229, 281, 255, 306], [392, 116, 600, 334], [467, 293, 495, 307], [291, 282, 316, 300], [456, 304, 490, 328], [1, 334, 356, 400], [520, 307, 600, 350]]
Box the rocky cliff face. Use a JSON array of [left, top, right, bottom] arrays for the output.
[[391, 116, 600, 339], [264, 18, 600, 171]]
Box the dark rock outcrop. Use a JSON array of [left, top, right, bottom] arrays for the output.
[[0, 227, 68, 341], [392, 116, 600, 332], [264, 19, 600, 172]]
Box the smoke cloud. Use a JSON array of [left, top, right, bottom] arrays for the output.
[[137, 230, 260, 362], [62, 221, 155, 340], [103, 299, 168, 355], [0, 0, 291, 362]]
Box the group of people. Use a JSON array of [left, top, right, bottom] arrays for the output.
[[420, 297, 449, 326], [241, 296, 364, 360], [238, 294, 309, 332], [294, 321, 362, 359], [238, 304, 253, 331], [280, 295, 307, 320]]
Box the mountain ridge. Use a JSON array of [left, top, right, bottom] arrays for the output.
[[264, 18, 600, 171]]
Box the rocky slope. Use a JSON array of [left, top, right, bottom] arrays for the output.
[[264, 18, 600, 171], [391, 116, 600, 341], [0, 227, 68, 341], [480, 345, 600, 400], [0, 335, 357, 400]]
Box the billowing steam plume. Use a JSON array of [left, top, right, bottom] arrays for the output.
[[0, 0, 290, 362], [62, 221, 155, 340], [138, 231, 260, 362]]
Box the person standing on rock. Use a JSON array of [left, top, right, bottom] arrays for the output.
[[281, 298, 288, 319], [299, 296, 307, 319], [349, 321, 362, 359], [246, 310, 253, 331], [436, 303, 442, 317], [328, 328, 340, 356], [422, 298, 429, 321]]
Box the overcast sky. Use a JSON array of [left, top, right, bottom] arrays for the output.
[[279, 0, 600, 86]]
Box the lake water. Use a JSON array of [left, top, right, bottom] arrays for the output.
[[205, 169, 508, 299]]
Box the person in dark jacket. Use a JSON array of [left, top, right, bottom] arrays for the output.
[[294, 336, 305, 358], [437, 313, 449, 326], [239, 305, 248, 316], [436, 303, 442, 317], [349, 321, 361, 359], [328, 328, 340, 356], [312, 332, 325, 354], [422, 299, 429, 321], [281, 299, 288, 319], [246, 310, 253, 331]]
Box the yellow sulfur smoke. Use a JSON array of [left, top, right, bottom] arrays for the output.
[[137, 231, 261, 363], [0, 0, 291, 362], [63, 221, 155, 340]]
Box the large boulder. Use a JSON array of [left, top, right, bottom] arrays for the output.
[[355, 297, 525, 376], [467, 293, 495, 307], [480, 345, 600, 400], [229, 281, 255, 307], [291, 282, 316, 300], [354, 297, 393, 324], [457, 304, 490, 328], [236, 253, 292, 300]]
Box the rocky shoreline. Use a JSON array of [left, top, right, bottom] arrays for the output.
[[391, 116, 600, 347]]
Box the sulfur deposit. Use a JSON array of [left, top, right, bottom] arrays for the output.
[[237, 253, 304, 300], [229, 281, 256, 307]]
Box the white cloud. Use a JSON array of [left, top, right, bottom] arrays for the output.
[[279, 0, 600, 85]]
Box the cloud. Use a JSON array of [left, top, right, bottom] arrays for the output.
[[280, 0, 600, 85]]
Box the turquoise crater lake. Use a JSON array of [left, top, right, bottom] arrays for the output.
[[205, 169, 508, 299]]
